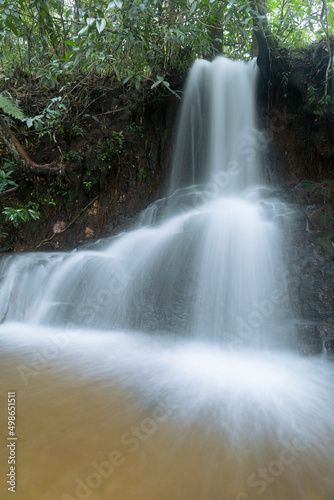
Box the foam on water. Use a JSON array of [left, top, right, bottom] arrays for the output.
[[1, 324, 334, 499]]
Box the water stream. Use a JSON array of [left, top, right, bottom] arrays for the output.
[[1, 57, 334, 500]]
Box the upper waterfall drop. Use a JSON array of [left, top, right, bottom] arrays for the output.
[[169, 57, 261, 194]]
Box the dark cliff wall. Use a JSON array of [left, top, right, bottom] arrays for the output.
[[256, 42, 334, 355], [2, 86, 180, 252]]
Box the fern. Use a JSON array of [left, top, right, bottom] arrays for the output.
[[0, 95, 26, 120]]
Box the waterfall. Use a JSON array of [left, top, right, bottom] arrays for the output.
[[0, 57, 288, 346], [0, 57, 334, 500], [169, 57, 261, 192]]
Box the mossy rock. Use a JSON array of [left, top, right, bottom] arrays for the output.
[[293, 180, 334, 205], [308, 204, 334, 232], [317, 231, 334, 257]]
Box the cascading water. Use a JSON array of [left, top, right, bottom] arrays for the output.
[[0, 57, 334, 500], [169, 58, 261, 191]]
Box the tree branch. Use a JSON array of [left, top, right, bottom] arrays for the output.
[[0, 116, 63, 176], [0, 186, 19, 198]]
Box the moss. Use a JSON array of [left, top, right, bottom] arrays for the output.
[[318, 231, 334, 256]]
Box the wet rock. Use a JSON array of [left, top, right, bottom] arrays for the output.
[[296, 324, 323, 356], [308, 204, 334, 232], [300, 256, 334, 322], [296, 323, 334, 356], [292, 180, 334, 205], [280, 182, 334, 354]]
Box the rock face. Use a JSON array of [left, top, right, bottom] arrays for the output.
[[8, 89, 179, 252], [257, 39, 334, 355], [274, 181, 334, 355]]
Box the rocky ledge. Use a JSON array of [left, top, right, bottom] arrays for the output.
[[273, 180, 334, 355]]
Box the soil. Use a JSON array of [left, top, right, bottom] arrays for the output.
[[0, 78, 180, 252]]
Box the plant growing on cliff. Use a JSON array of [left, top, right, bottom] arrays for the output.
[[3, 203, 40, 227], [0, 160, 17, 192]]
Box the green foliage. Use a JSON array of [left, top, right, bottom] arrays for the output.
[[35, 195, 56, 207], [125, 122, 143, 136], [138, 167, 147, 182], [72, 124, 84, 137], [0, 159, 17, 192], [279, 70, 289, 98], [0, 159, 41, 243], [83, 180, 93, 191], [151, 76, 181, 99], [0, 94, 26, 120], [47, 177, 70, 198], [318, 232, 334, 256], [0, 0, 330, 103], [64, 150, 84, 161], [0, 0, 260, 98], [0, 0, 332, 98], [22, 97, 67, 138], [110, 131, 124, 152], [267, 0, 331, 48], [3, 202, 40, 227], [306, 83, 331, 117]]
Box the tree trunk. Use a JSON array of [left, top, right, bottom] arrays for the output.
[[0, 116, 62, 175], [252, 0, 277, 80]]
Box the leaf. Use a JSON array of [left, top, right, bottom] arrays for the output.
[[65, 40, 75, 46], [96, 19, 106, 33], [23, 118, 34, 128], [190, 3, 197, 14], [5, 20, 18, 36], [0, 96, 26, 120], [78, 24, 89, 35], [151, 80, 162, 89], [114, 66, 120, 81], [86, 17, 96, 26], [114, 0, 123, 8], [239, 26, 248, 38], [225, 9, 233, 23]]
